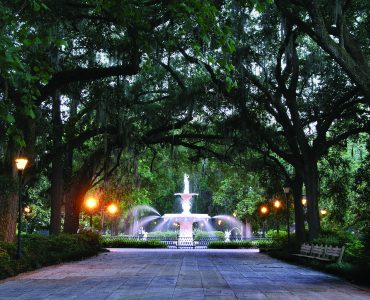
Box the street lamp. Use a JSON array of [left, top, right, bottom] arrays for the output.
[[260, 206, 268, 215], [15, 156, 28, 259], [260, 205, 268, 237], [24, 206, 32, 234], [107, 203, 118, 235], [274, 199, 281, 233], [283, 182, 291, 245], [301, 195, 307, 206], [85, 197, 98, 227], [320, 208, 328, 216]]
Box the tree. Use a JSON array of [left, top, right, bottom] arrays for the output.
[[276, 0, 370, 100]]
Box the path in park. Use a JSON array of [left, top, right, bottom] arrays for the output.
[[0, 249, 369, 300]]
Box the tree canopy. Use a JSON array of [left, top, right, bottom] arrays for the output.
[[0, 0, 368, 244]]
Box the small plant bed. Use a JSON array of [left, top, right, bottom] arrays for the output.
[[0, 231, 102, 280], [102, 238, 167, 248]]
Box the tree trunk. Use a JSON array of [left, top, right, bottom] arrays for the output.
[[303, 156, 320, 241], [0, 144, 19, 242], [64, 148, 105, 233], [50, 91, 64, 234], [291, 172, 305, 243], [64, 184, 86, 233], [0, 186, 18, 242]]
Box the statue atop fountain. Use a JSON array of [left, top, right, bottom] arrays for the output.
[[174, 173, 198, 214]]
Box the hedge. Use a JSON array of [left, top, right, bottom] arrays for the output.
[[102, 238, 167, 248], [0, 231, 101, 280]]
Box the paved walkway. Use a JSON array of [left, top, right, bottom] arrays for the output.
[[0, 249, 369, 300]]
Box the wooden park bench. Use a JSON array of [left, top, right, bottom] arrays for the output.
[[292, 243, 345, 263]]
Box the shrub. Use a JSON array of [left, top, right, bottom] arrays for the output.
[[194, 230, 224, 241], [102, 238, 167, 248], [208, 241, 256, 249], [0, 232, 102, 280], [311, 230, 366, 264], [0, 244, 15, 279], [147, 231, 178, 239]]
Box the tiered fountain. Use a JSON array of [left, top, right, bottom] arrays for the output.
[[162, 173, 211, 239], [128, 174, 244, 244]]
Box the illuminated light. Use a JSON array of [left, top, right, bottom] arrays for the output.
[[274, 200, 282, 209], [233, 212, 237, 218], [24, 206, 31, 214], [301, 196, 307, 206], [107, 203, 118, 215], [200, 223, 204, 227], [260, 206, 268, 214], [320, 209, 327, 216], [217, 220, 222, 225], [85, 197, 98, 209], [15, 158, 28, 171]]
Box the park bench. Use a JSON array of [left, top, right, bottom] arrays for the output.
[[292, 243, 345, 263]]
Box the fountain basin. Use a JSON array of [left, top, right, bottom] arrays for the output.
[[162, 213, 211, 222], [162, 213, 211, 238]]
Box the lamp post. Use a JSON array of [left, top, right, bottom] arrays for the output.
[[283, 182, 291, 245], [15, 157, 28, 259], [274, 200, 282, 233], [260, 205, 268, 237], [85, 197, 98, 227], [24, 206, 32, 234], [107, 203, 118, 235]]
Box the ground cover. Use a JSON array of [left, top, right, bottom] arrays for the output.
[[0, 231, 101, 280]]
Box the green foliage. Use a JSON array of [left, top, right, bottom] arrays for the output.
[[22, 232, 101, 267], [311, 229, 367, 264], [207, 239, 276, 249], [147, 231, 178, 239], [0, 232, 101, 280], [0, 241, 16, 278], [208, 240, 255, 249], [194, 230, 224, 241], [101, 238, 166, 248]]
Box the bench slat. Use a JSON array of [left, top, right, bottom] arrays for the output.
[[293, 243, 345, 263]]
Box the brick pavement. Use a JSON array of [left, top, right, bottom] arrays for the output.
[[0, 248, 369, 300]]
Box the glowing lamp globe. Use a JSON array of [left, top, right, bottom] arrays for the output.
[[86, 197, 98, 209], [274, 200, 281, 209], [15, 158, 28, 171], [107, 203, 118, 215]]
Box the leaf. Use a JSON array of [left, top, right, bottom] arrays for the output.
[[33, 2, 41, 12], [256, 2, 265, 13], [5, 114, 15, 123], [23, 39, 32, 46]]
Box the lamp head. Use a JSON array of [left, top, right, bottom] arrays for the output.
[[260, 206, 268, 214], [320, 209, 328, 216], [301, 196, 307, 206], [15, 157, 28, 171], [107, 203, 118, 215], [274, 200, 281, 208], [85, 197, 98, 209]]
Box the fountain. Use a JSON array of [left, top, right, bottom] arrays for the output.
[[125, 173, 244, 246], [162, 173, 211, 239]]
